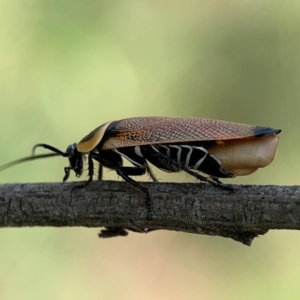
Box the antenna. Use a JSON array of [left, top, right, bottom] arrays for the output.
[[0, 153, 61, 172]]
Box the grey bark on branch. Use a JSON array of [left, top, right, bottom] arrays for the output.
[[0, 181, 299, 246]]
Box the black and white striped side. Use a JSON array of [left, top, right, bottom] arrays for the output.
[[113, 143, 233, 178]]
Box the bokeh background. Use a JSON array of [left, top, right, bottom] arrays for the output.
[[0, 1, 299, 299]]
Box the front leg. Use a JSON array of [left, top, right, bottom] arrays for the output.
[[71, 154, 94, 192], [98, 164, 103, 180]]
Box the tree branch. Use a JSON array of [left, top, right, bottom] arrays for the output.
[[0, 181, 298, 246]]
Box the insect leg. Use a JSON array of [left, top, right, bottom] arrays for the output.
[[98, 164, 103, 180], [156, 151, 233, 191], [114, 147, 158, 181], [71, 154, 94, 192], [146, 163, 158, 182], [91, 152, 154, 220], [63, 166, 72, 182], [97, 163, 150, 237], [116, 166, 153, 220]]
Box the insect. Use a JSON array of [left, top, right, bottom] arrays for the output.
[[0, 117, 281, 220]]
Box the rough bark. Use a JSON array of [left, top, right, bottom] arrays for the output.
[[0, 181, 298, 246]]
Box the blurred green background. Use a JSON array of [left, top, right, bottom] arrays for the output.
[[0, 1, 299, 299]]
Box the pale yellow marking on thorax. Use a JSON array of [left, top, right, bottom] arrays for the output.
[[76, 122, 112, 153]]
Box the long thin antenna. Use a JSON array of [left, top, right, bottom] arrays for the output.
[[31, 144, 68, 156], [0, 153, 61, 172]]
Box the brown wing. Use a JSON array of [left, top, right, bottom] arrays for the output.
[[101, 117, 281, 150]]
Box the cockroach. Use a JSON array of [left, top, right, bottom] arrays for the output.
[[0, 117, 281, 220]]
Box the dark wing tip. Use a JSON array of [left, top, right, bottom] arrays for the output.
[[254, 126, 281, 137]]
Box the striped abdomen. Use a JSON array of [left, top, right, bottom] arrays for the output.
[[114, 144, 232, 178], [112, 133, 278, 178]]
